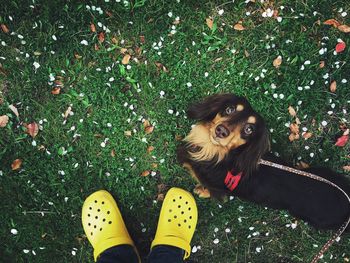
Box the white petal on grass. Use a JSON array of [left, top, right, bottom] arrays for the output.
[[33, 62, 40, 69], [80, 40, 89, 45], [213, 238, 219, 244], [11, 229, 18, 235]]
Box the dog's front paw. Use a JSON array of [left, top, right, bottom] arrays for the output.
[[194, 184, 211, 198]]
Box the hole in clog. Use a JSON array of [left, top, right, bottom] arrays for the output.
[[168, 219, 171, 222], [94, 225, 96, 228], [100, 228, 102, 231], [103, 218, 106, 222], [173, 199, 175, 202], [97, 209, 100, 212], [178, 224, 181, 227], [102, 201, 105, 205], [185, 201, 188, 204], [89, 207, 92, 210], [189, 216, 192, 219], [88, 214, 91, 217], [94, 200, 97, 203], [184, 219, 187, 223], [188, 208, 191, 211], [181, 211, 184, 214], [169, 209, 172, 212], [95, 216, 98, 219], [107, 211, 110, 214], [108, 221, 112, 224], [178, 205, 181, 208], [174, 215, 177, 219], [188, 226, 191, 229], [179, 196, 182, 199], [91, 232, 93, 236], [88, 223, 91, 226]]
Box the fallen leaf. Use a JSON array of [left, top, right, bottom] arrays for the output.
[[105, 11, 113, 17], [296, 161, 309, 169], [244, 50, 250, 57], [302, 132, 313, 139], [112, 37, 118, 44], [110, 149, 116, 157], [330, 80, 337, 93], [343, 165, 350, 172], [323, 19, 341, 28], [0, 115, 9, 127], [98, 32, 105, 43], [273, 56, 282, 68], [319, 60, 325, 68], [147, 146, 155, 153], [156, 193, 164, 201], [344, 129, 349, 136], [175, 135, 183, 141], [124, 130, 132, 137], [51, 87, 61, 95], [233, 23, 245, 31], [1, 24, 9, 33], [143, 120, 150, 128], [74, 53, 82, 59], [295, 117, 301, 125], [9, 104, 19, 117], [338, 24, 350, 33], [289, 133, 300, 142], [11, 159, 22, 170], [90, 23, 96, 33], [141, 170, 150, 177], [335, 42, 346, 53], [26, 122, 39, 138], [122, 54, 131, 65], [288, 106, 297, 117], [206, 18, 213, 30], [64, 106, 72, 119], [155, 62, 169, 72], [290, 123, 299, 134], [151, 163, 158, 168], [157, 183, 167, 192], [335, 135, 349, 147], [145, 125, 154, 134]]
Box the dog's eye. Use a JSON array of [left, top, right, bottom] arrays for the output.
[[243, 124, 254, 135], [225, 106, 236, 115]]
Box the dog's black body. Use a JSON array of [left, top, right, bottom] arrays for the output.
[[178, 93, 350, 230]]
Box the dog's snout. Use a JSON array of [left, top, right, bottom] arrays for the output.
[[215, 125, 230, 138]]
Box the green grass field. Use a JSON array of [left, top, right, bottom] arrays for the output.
[[1, 1, 350, 262]]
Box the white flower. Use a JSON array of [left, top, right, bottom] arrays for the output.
[[160, 90, 165, 98], [321, 121, 327, 126], [277, 17, 282, 22], [168, 109, 174, 114], [33, 62, 40, 69], [192, 246, 198, 253], [218, 9, 224, 16], [168, 12, 173, 17], [52, 35, 57, 41], [186, 82, 192, 88], [11, 229, 18, 235], [80, 40, 88, 45], [213, 238, 219, 244], [23, 249, 30, 253], [204, 72, 209, 78]]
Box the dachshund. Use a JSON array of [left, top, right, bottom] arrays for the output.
[[177, 93, 350, 230]]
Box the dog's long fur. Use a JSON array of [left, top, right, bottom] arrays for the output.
[[177, 93, 350, 230]]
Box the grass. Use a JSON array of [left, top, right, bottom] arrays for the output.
[[1, 0, 350, 262]]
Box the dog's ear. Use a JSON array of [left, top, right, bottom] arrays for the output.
[[187, 94, 234, 122], [235, 124, 270, 177]]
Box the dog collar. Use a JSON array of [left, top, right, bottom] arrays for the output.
[[224, 170, 242, 191]]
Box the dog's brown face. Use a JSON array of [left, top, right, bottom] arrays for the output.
[[184, 93, 270, 174]]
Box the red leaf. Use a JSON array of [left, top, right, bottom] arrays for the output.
[[335, 135, 349, 147], [26, 122, 39, 138], [335, 42, 346, 53]]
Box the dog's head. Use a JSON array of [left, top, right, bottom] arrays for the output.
[[185, 93, 270, 175]]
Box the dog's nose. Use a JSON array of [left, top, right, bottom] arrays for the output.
[[215, 125, 230, 138]]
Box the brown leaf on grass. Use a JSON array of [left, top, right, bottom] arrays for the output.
[[120, 48, 128, 54], [11, 159, 22, 170], [330, 80, 337, 93], [289, 123, 299, 135], [26, 122, 39, 138], [175, 134, 183, 141], [338, 24, 350, 33], [233, 23, 245, 31], [122, 54, 131, 65], [151, 163, 158, 168], [323, 19, 341, 28], [302, 132, 313, 139], [143, 120, 150, 128], [135, 47, 142, 56], [9, 104, 19, 118], [155, 62, 169, 73], [0, 115, 9, 127], [105, 11, 113, 17], [90, 23, 96, 33], [110, 149, 116, 157], [295, 117, 301, 125], [1, 24, 9, 33], [147, 146, 155, 153], [141, 170, 150, 177], [296, 161, 310, 170], [145, 125, 154, 134], [124, 130, 132, 137], [273, 56, 282, 68], [206, 18, 213, 30], [98, 32, 105, 43], [343, 165, 350, 172], [319, 60, 325, 68], [157, 183, 167, 192], [335, 135, 349, 147], [74, 53, 82, 59], [289, 133, 300, 142], [288, 106, 297, 117], [64, 106, 72, 119], [156, 193, 164, 201], [51, 87, 61, 95], [244, 50, 250, 57]]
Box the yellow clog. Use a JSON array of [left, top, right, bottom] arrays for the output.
[[151, 187, 198, 259], [82, 190, 139, 261]]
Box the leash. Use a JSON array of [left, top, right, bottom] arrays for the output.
[[258, 159, 350, 263]]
